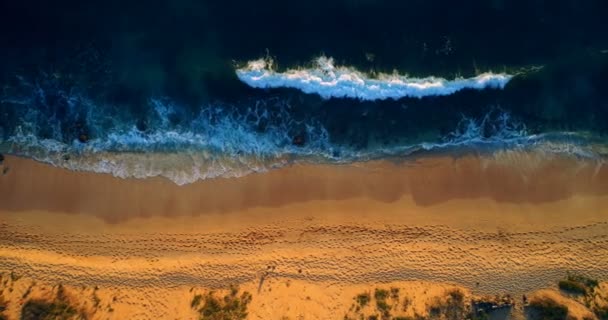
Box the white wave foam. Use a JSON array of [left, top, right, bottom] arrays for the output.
[[236, 56, 513, 100]]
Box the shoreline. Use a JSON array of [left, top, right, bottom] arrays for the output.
[[1, 153, 608, 222]]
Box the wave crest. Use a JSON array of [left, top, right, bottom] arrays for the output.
[[236, 56, 513, 100]]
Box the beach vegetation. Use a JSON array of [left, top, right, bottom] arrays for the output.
[[558, 274, 599, 296], [374, 288, 391, 318], [91, 292, 100, 308], [376, 300, 391, 318], [191, 294, 203, 309], [0, 296, 7, 320], [20, 299, 79, 320], [20, 284, 86, 320], [356, 292, 371, 308], [374, 289, 389, 301], [390, 288, 400, 300], [427, 289, 466, 320], [592, 305, 608, 320], [195, 287, 252, 320], [10, 272, 21, 282], [525, 296, 568, 320], [558, 280, 587, 295]]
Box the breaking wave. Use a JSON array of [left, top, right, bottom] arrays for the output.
[[236, 56, 513, 100]]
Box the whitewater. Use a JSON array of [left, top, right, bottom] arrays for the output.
[[236, 56, 513, 100]]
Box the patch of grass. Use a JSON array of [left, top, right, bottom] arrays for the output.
[[445, 289, 466, 320], [376, 299, 390, 317], [191, 294, 203, 309], [526, 297, 568, 320], [558, 280, 587, 295], [374, 288, 391, 319], [374, 289, 389, 301], [20, 299, 78, 320], [196, 287, 252, 320], [356, 293, 371, 308], [569, 274, 599, 289], [22, 282, 35, 299], [10, 272, 21, 282], [559, 274, 599, 295], [594, 305, 608, 320], [428, 289, 466, 320], [390, 288, 400, 300], [91, 292, 101, 308]]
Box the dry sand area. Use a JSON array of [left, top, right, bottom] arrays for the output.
[[0, 151, 607, 319]]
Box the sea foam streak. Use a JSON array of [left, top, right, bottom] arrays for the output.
[[236, 57, 513, 100]]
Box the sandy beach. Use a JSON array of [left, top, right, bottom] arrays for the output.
[[0, 153, 607, 319]]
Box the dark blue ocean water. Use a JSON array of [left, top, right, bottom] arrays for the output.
[[1, 0, 607, 183]]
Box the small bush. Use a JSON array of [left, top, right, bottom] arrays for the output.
[[445, 289, 466, 320], [356, 293, 371, 307], [558, 280, 587, 295], [197, 288, 252, 320], [20, 299, 78, 320], [390, 288, 400, 300], [376, 300, 390, 315], [527, 297, 568, 320], [568, 275, 599, 289], [374, 289, 389, 301], [191, 294, 203, 309], [594, 305, 608, 320], [559, 274, 599, 296]]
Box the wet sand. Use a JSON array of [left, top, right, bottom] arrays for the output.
[[0, 153, 607, 319]]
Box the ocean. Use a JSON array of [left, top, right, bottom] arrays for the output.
[[1, 0, 608, 184]]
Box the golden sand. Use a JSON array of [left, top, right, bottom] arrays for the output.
[[0, 153, 607, 319]]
